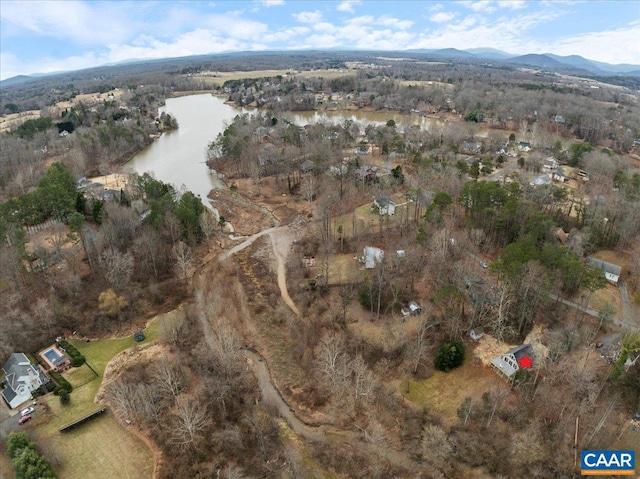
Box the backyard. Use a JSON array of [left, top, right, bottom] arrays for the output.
[[28, 308, 184, 479], [402, 345, 503, 425]]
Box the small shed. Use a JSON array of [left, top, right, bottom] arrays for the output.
[[469, 327, 485, 341], [408, 301, 421, 315], [300, 159, 315, 173]]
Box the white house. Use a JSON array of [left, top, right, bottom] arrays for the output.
[[543, 157, 559, 170], [586, 257, 622, 285], [490, 344, 534, 380], [2, 353, 49, 409], [362, 246, 384, 269], [374, 194, 396, 216], [530, 174, 552, 187]]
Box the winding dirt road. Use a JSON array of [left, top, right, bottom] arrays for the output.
[[198, 222, 422, 474]]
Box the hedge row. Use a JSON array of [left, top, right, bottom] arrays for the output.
[[58, 340, 86, 367], [50, 371, 73, 395]]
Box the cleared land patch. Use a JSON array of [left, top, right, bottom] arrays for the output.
[[403, 347, 502, 422]]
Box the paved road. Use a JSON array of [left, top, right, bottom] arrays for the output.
[[485, 162, 520, 182], [0, 409, 37, 440], [547, 293, 601, 319]]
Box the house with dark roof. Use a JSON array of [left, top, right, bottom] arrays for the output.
[[518, 141, 532, 152], [374, 194, 396, 216], [2, 353, 49, 409], [543, 157, 559, 170], [586, 257, 622, 285], [491, 344, 535, 380]]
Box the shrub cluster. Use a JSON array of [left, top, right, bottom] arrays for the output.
[[7, 432, 57, 479], [434, 341, 465, 372], [50, 371, 73, 395], [58, 340, 85, 367]]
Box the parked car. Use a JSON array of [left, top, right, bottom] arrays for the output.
[[18, 414, 32, 425], [480, 261, 489, 269], [20, 406, 35, 417]]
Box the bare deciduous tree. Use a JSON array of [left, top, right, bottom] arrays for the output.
[[101, 248, 134, 288], [152, 356, 184, 399], [315, 332, 348, 388], [172, 241, 194, 279], [170, 394, 210, 449]]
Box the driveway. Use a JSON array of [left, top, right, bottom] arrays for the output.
[[0, 402, 37, 440], [619, 281, 638, 330]]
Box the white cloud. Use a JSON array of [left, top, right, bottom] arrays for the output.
[[376, 15, 413, 30], [467, 1, 496, 13], [430, 11, 457, 23], [262, 26, 309, 43], [337, 1, 361, 13], [293, 10, 322, 23], [497, 0, 526, 9], [546, 20, 640, 65], [257, 0, 284, 6], [0, 0, 135, 45], [429, 4, 444, 12]]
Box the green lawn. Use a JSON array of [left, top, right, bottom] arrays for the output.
[[403, 357, 501, 421], [29, 308, 184, 479]]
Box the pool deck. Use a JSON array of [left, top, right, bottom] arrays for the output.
[[39, 344, 71, 372]]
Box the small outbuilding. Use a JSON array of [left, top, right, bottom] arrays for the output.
[[469, 327, 485, 341], [362, 246, 384, 269], [408, 301, 421, 315]]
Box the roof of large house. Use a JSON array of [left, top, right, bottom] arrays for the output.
[[505, 344, 534, 360], [2, 353, 35, 390], [2, 353, 30, 373], [375, 194, 395, 206], [586, 257, 622, 277]]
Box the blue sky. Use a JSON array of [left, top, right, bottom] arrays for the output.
[[1, 0, 639, 80]]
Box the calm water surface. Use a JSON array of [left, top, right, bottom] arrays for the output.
[[125, 94, 249, 204], [126, 94, 442, 205]]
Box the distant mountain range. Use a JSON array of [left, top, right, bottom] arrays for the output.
[[408, 48, 640, 76], [2, 48, 639, 87]]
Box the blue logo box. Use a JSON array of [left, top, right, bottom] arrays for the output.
[[581, 450, 635, 475]]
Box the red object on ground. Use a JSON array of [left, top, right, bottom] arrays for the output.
[[64, 330, 72, 338], [518, 355, 533, 369]]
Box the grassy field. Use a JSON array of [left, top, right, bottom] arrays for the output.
[[403, 352, 502, 423], [194, 68, 357, 87], [27, 309, 182, 479]]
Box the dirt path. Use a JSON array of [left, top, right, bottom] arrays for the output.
[[202, 222, 421, 474], [268, 228, 300, 316], [218, 226, 278, 262]]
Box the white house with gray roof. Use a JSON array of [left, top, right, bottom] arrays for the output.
[[586, 257, 622, 285], [2, 353, 49, 409]]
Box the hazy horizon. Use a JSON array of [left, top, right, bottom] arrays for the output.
[[1, 0, 639, 81]]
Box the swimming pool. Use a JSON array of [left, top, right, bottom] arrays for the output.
[[40, 346, 69, 369]]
